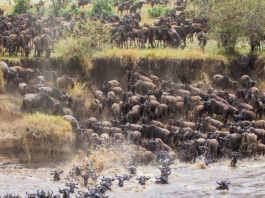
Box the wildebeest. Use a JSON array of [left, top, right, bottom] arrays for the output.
[[213, 74, 238, 90], [20, 93, 60, 114]]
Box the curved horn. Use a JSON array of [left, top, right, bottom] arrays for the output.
[[216, 180, 221, 185]]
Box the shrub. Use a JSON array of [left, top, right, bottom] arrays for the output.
[[50, 0, 71, 16], [58, 3, 81, 17], [90, 0, 115, 17], [11, 0, 30, 15], [147, 5, 173, 18], [55, 20, 110, 73]]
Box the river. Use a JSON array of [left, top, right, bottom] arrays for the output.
[[1, 155, 265, 197]]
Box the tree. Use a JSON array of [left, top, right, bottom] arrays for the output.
[[193, 0, 265, 53], [11, 0, 30, 15], [51, 0, 71, 16], [90, 0, 115, 17]]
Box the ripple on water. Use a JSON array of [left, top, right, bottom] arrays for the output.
[[2, 155, 265, 197]]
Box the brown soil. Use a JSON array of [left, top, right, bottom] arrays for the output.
[[1, 55, 265, 163]]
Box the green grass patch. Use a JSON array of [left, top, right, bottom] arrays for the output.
[[147, 5, 173, 18]]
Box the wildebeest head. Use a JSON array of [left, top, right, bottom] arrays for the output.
[[58, 189, 70, 198], [216, 180, 230, 190], [155, 175, 169, 184], [136, 176, 150, 185], [115, 174, 125, 187], [251, 80, 256, 88], [26, 192, 38, 198], [65, 183, 78, 193]]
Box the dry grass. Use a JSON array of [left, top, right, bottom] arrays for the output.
[[94, 40, 230, 63], [80, 4, 93, 11], [0, 93, 20, 111], [0, 4, 13, 15], [68, 82, 87, 100], [67, 82, 92, 119], [257, 81, 265, 92], [14, 113, 74, 162], [140, 4, 156, 26]]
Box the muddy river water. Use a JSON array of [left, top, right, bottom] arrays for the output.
[[1, 155, 265, 198]]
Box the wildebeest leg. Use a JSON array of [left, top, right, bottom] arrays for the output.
[[2, 46, 5, 57], [133, 39, 137, 47], [46, 50, 51, 58], [155, 40, 159, 48], [190, 33, 194, 42], [150, 39, 155, 48], [37, 49, 41, 57], [9, 47, 12, 57], [0, 42, 3, 56], [224, 112, 229, 125], [183, 37, 186, 47]]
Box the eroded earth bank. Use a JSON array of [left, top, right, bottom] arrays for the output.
[[1, 56, 265, 197]]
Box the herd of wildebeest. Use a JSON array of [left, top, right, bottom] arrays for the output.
[[107, 9, 208, 49], [0, 0, 210, 58], [1, 0, 265, 196], [0, 13, 72, 58], [4, 58, 265, 161]]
